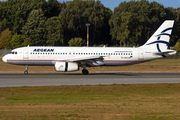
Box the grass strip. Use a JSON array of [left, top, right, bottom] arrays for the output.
[[0, 84, 180, 120]]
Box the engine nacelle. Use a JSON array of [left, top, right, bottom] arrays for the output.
[[54, 62, 79, 72]]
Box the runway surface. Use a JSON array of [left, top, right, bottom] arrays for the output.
[[0, 73, 180, 87]]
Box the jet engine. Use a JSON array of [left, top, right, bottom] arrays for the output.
[[54, 62, 79, 72]]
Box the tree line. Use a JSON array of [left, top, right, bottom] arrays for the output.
[[0, 0, 180, 52]]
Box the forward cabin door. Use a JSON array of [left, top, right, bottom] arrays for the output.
[[138, 49, 144, 60], [23, 48, 29, 59]]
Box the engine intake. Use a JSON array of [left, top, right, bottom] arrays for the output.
[[54, 62, 78, 72]]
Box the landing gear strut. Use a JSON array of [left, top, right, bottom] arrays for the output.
[[82, 69, 89, 75], [24, 65, 28, 75]]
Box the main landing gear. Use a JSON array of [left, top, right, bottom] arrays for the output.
[[82, 69, 89, 75], [24, 65, 28, 75], [81, 64, 89, 75]]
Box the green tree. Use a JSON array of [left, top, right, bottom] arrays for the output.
[[10, 34, 24, 49], [0, 29, 12, 49], [59, 0, 87, 45], [21, 9, 46, 46], [171, 7, 180, 47], [109, 0, 166, 46], [45, 16, 64, 46], [10, 34, 31, 49], [164, 7, 176, 46], [59, 0, 112, 46], [109, 11, 131, 46], [46, 0, 62, 18], [12, 0, 33, 34], [0, 0, 48, 34], [23, 37, 31, 47], [83, 0, 112, 45], [174, 40, 180, 53], [68, 37, 86, 46], [0, 19, 7, 33]]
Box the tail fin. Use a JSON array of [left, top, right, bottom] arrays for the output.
[[141, 20, 174, 52]]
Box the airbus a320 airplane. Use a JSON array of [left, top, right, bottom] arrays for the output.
[[2, 20, 176, 75]]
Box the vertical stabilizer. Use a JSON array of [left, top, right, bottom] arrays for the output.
[[141, 20, 174, 52]]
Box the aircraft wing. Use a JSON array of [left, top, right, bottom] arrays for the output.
[[63, 56, 105, 66]]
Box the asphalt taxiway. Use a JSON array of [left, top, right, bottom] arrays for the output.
[[0, 73, 180, 87]]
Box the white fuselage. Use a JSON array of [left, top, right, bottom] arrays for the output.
[[2, 46, 161, 66]]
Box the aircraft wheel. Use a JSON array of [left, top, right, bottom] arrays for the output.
[[24, 71, 28, 75], [82, 69, 89, 75]]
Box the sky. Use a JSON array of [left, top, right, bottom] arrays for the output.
[[0, 0, 179, 11], [58, 0, 180, 11]]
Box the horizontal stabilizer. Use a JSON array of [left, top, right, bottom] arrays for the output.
[[154, 50, 176, 57]]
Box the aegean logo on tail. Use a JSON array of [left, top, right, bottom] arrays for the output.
[[146, 27, 172, 52]]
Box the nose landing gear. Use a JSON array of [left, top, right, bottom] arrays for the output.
[[24, 65, 28, 74]]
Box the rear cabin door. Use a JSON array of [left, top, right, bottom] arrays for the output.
[[138, 49, 144, 60], [23, 48, 29, 59]]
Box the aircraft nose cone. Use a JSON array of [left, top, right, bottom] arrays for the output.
[[2, 55, 7, 63]]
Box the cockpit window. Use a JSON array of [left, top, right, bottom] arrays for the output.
[[9, 51, 17, 54], [9, 52, 14, 54]]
